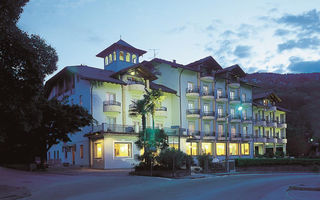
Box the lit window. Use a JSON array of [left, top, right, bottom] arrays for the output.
[[113, 51, 116, 61], [95, 143, 102, 158], [188, 101, 194, 109], [229, 143, 239, 155], [187, 82, 194, 91], [231, 126, 236, 137], [241, 143, 250, 155], [109, 54, 113, 63], [126, 52, 130, 62], [216, 143, 226, 155], [80, 145, 84, 159], [243, 126, 248, 135], [119, 51, 124, 61], [186, 142, 198, 155], [140, 147, 144, 156], [132, 54, 137, 63], [230, 108, 235, 117], [230, 91, 235, 100], [169, 143, 179, 150], [203, 104, 209, 112], [203, 85, 209, 94], [242, 109, 247, 119], [105, 56, 109, 65], [114, 143, 132, 157], [217, 106, 223, 117], [202, 143, 212, 155]]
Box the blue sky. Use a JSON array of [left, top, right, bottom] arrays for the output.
[[18, 0, 320, 78]]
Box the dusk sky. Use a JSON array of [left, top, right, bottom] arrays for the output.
[[18, 0, 320, 79]]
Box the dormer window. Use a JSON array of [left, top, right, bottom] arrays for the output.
[[119, 51, 124, 61], [113, 51, 116, 61], [132, 54, 137, 63], [109, 54, 113, 63], [126, 52, 130, 62]]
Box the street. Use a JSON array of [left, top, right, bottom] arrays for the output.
[[0, 167, 319, 200]]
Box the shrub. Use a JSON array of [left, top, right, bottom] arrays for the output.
[[275, 151, 285, 158], [156, 148, 188, 170], [197, 154, 213, 169]]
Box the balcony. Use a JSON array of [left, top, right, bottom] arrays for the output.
[[230, 115, 241, 123], [277, 122, 287, 128], [186, 109, 200, 118], [217, 133, 226, 140], [202, 111, 215, 120], [242, 135, 252, 141], [127, 80, 145, 92], [186, 88, 200, 98], [200, 72, 214, 82], [188, 130, 201, 139], [229, 96, 241, 104], [282, 138, 287, 143], [103, 101, 121, 113], [231, 134, 242, 141], [242, 117, 253, 123], [267, 137, 278, 143], [241, 99, 252, 106], [267, 105, 277, 112], [254, 135, 267, 143], [155, 107, 167, 117], [202, 131, 216, 139], [201, 91, 214, 100], [216, 94, 228, 102], [267, 120, 277, 128], [216, 114, 227, 121], [254, 119, 267, 127], [93, 123, 136, 134], [228, 81, 240, 88]]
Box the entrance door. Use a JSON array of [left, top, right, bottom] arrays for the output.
[[72, 149, 75, 165]]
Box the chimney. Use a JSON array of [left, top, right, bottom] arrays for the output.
[[173, 59, 176, 63]]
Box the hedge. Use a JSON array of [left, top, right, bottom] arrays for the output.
[[235, 158, 320, 167]]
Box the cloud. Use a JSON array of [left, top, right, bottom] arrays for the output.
[[288, 58, 320, 73], [276, 9, 320, 35], [278, 37, 320, 52], [272, 64, 285, 73], [274, 29, 290, 36], [167, 25, 186, 33], [233, 45, 251, 58]]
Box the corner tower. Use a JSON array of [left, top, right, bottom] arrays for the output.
[[96, 39, 147, 72]]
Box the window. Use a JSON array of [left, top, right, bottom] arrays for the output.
[[105, 56, 109, 65], [188, 121, 195, 132], [132, 54, 137, 63], [255, 129, 259, 137], [80, 145, 84, 159], [243, 126, 248, 136], [119, 51, 124, 61], [79, 95, 82, 105], [231, 126, 236, 137], [230, 108, 235, 117], [113, 51, 116, 61], [230, 91, 235, 100], [188, 101, 194, 109], [202, 143, 212, 155], [106, 93, 115, 102], [216, 143, 226, 155], [95, 143, 102, 158], [186, 142, 198, 155], [229, 143, 239, 155], [242, 93, 246, 102], [241, 143, 250, 155], [114, 143, 132, 157], [218, 124, 223, 136], [204, 122, 210, 133], [217, 106, 223, 117], [242, 109, 247, 119], [266, 130, 270, 138], [203, 85, 209, 94], [187, 82, 194, 91], [126, 52, 130, 62], [263, 99, 268, 106], [217, 89, 222, 98], [169, 143, 179, 150], [156, 123, 163, 129], [203, 103, 209, 112], [109, 54, 113, 63]]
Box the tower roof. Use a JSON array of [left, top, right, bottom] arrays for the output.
[[96, 39, 147, 58]]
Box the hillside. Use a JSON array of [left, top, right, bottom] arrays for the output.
[[245, 73, 320, 156]]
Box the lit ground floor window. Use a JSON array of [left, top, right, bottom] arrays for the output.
[[202, 143, 212, 155], [169, 143, 179, 149], [241, 143, 250, 155], [95, 142, 103, 158], [216, 143, 226, 156], [229, 143, 239, 155], [186, 142, 198, 155], [114, 142, 132, 157]]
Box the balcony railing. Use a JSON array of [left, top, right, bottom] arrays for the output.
[[156, 107, 167, 111], [103, 100, 121, 106], [202, 111, 215, 117], [202, 131, 216, 137], [242, 116, 252, 121], [186, 109, 200, 115], [216, 94, 228, 99], [188, 130, 201, 136], [186, 88, 200, 93], [229, 96, 240, 101], [241, 99, 252, 104], [230, 115, 241, 120], [127, 80, 144, 85], [93, 123, 136, 134]]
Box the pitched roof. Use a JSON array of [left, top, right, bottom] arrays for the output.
[[150, 58, 200, 72], [96, 39, 147, 58], [253, 91, 282, 103], [184, 56, 222, 71], [150, 82, 177, 94], [215, 64, 246, 77]]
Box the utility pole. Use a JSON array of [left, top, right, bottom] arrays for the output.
[[148, 49, 159, 59]]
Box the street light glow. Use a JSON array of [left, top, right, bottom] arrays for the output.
[[238, 106, 243, 111]]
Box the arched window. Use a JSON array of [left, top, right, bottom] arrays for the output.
[[105, 56, 109, 65], [109, 54, 113, 63], [132, 54, 137, 63], [126, 52, 130, 62], [113, 51, 116, 61], [119, 51, 124, 61]]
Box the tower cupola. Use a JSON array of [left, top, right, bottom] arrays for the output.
[[96, 39, 146, 72]]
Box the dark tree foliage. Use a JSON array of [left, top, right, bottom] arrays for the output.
[[0, 0, 93, 164], [245, 73, 320, 156]]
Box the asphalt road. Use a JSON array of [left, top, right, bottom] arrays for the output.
[[1, 167, 319, 200]]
